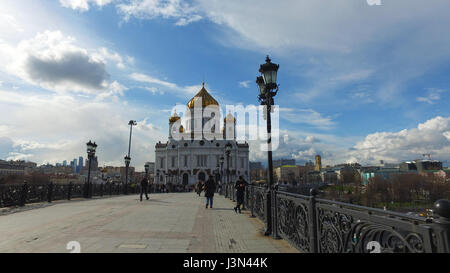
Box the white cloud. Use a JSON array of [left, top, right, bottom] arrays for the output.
[[416, 88, 445, 104], [350, 116, 450, 164], [239, 80, 250, 88], [0, 89, 166, 169], [130, 72, 202, 96], [0, 30, 111, 93], [117, 0, 202, 25], [59, 0, 113, 11], [130, 72, 177, 89], [249, 116, 450, 166], [0, 30, 132, 96], [92, 47, 131, 69], [280, 108, 336, 130]]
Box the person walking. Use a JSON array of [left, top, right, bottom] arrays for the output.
[[140, 176, 149, 201], [204, 175, 216, 209], [218, 180, 222, 195], [234, 176, 248, 213], [196, 180, 204, 196]]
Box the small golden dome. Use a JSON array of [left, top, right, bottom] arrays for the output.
[[179, 125, 184, 133], [169, 112, 180, 123], [187, 82, 219, 109], [224, 112, 236, 123]]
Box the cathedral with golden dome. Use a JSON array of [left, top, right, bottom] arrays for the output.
[[154, 83, 249, 186]]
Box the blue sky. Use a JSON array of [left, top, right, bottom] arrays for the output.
[[0, 0, 449, 170]]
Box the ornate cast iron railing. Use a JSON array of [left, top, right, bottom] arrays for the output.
[[244, 185, 450, 253], [245, 185, 267, 222], [0, 182, 141, 208]]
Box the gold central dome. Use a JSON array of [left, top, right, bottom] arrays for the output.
[[187, 82, 219, 109]]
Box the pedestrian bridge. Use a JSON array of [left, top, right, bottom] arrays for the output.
[[0, 192, 297, 253]]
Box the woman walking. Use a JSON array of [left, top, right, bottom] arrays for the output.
[[204, 175, 216, 209]]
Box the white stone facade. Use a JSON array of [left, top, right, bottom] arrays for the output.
[[154, 84, 249, 186]]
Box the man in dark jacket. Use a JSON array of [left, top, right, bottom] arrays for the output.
[[204, 175, 216, 209], [140, 176, 149, 201], [234, 176, 248, 213]]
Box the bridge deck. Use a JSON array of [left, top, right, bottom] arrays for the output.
[[0, 193, 297, 253]]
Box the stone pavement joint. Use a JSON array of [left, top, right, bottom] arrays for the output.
[[0, 193, 298, 253]]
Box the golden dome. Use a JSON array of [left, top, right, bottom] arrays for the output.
[[179, 125, 184, 133], [169, 112, 180, 123], [224, 112, 235, 123], [187, 82, 219, 109]]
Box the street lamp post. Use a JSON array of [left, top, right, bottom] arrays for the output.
[[256, 55, 279, 236], [85, 140, 97, 198], [220, 156, 224, 195], [225, 143, 232, 198], [144, 162, 150, 193], [125, 120, 137, 195], [124, 155, 131, 194]]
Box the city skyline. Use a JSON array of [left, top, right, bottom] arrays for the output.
[[0, 0, 449, 171]]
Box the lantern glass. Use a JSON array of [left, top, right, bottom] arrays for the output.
[[259, 56, 279, 86], [124, 156, 131, 164], [256, 76, 265, 96]]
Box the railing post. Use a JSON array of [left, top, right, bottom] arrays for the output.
[[68, 182, 72, 200], [109, 183, 112, 196], [309, 188, 318, 253], [263, 187, 272, 236], [250, 186, 255, 218], [47, 182, 53, 203], [242, 186, 247, 210], [20, 183, 28, 207], [271, 186, 280, 239], [432, 199, 450, 253], [100, 183, 104, 197], [83, 181, 88, 198]]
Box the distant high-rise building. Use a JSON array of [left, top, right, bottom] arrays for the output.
[[77, 156, 83, 173], [63, 160, 67, 166], [78, 156, 83, 168], [315, 155, 322, 171], [72, 159, 77, 173]]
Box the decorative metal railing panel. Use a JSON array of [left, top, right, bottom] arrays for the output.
[[275, 191, 312, 253], [52, 184, 69, 201], [25, 184, 47, 204], [0, 182, 139, 208], [243, 185, 450, 253], [247, 185, 266, 223], [314, 199, 435, 253], [0, 184, 22, 207], [71, 183, 84, 198]]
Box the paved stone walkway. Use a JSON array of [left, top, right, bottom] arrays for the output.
[[0, 193, 298, 253]]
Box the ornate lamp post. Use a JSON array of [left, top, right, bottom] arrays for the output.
[[125, 120, 137, 195], [256, 55, 279, 236], [144, 162, 150, 193], [85, 140, 97, 198], [225, 143, 232, 198], [124, 155, 131, 194], [219, 156, 224, 195]]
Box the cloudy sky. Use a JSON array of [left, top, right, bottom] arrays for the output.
[[0, 0, 449, 170]]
